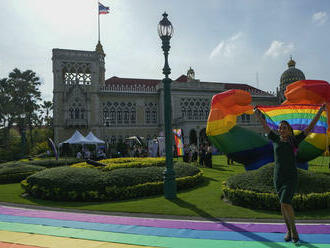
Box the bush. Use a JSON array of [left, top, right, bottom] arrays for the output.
[[223, 164, 330, 211], [26, 158, 84, 168], [21, 163, 203, 201], [30, 141, 50, 156], [71, 157, 165, 170], [0, 163, 44, 184], [226, 164, 330, 194]]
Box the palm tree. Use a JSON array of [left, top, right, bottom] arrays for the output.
[[41, 100, 53, 128]]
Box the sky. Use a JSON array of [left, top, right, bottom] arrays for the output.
[[0, 0, 330, 101]]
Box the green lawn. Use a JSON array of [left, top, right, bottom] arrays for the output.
[[1, 155, 329, 220]]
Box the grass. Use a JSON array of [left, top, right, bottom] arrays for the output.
[[0, 155, 329, 220]]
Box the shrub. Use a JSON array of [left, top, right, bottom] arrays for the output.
[[21, 163, 203, 201], [31, 141, 50, 156], [27, 158, 84, 168], [223, 164, 330, 211], [0, 163, 44, 184], [71, 157, 166, 170]]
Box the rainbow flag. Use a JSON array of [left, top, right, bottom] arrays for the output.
[[257, 104, 328, 167], [173, 129, 184, 156]]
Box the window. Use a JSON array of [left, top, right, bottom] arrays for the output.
[[131, 108, 136, 124], [152, 110, 157, 123], [110, 108, 116, 124], [117, 108, 122, 124], [146, 108, 150, 123], [124, 108, 129, 124], [69, 108, 74, 119], [74, 108, 80, 119], [81, 108, 85, 119]]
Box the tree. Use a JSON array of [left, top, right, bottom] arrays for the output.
[[0, 78, 16, 147], [41, 100, 53, 128], [7, 68, 42, 154]]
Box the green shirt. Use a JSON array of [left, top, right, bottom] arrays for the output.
[[268, 130, 306, 181]]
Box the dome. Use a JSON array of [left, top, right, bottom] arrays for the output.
[[280, 57, 305, 91]]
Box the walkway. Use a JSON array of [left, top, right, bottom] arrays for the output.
[[0, 204, 329, 248]]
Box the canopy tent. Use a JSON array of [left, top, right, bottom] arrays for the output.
[[126, 136, 144, 146], [85, 131, 105, 144], [60, 130, 90, 145]]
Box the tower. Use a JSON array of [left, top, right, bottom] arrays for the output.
[[52, 43, 106, 144]]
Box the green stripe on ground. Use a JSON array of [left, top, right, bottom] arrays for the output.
[[0, 221, 328, 248]]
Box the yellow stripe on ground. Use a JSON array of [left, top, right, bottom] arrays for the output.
[[0, 230, 155, 248]]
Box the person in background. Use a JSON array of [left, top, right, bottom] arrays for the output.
[[199, 144, 206, 167], [205, 145, 213, 168]]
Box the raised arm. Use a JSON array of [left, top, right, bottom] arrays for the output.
[[254, 108, 271, 134], [303, 104, 327, 136]]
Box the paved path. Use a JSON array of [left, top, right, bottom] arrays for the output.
[[0, 204, 329, 248]]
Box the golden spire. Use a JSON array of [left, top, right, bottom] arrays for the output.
[[287, 56, 296, 67], [95, 41, 105, 56]]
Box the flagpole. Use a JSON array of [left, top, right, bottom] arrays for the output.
[[98, 1, 100, 42]]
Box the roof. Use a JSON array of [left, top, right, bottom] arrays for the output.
[[105, 76, 160, 87], [104, 75, 274, 96]]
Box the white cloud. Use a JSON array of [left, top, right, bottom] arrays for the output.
[[209, 32, 243, 59], [264, 41, 294, 58], [312, 11, 328, 26]]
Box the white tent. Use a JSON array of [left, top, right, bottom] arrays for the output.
[[60, 130, 90, 145], [85, 131, 105, 144]]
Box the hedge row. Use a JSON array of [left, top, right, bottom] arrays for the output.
[[0, 163, 44, 184], [0, 158, 83, 184], [226, 164, 330, 194], [222, 181, 330, 211], [71, 157, 165, 170], [21, 164, 203, 201]]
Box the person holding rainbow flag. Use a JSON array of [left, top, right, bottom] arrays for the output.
[[254, 103, 327, 243]]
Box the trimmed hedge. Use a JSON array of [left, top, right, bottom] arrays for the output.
[[0, 163, 44, 184], [25, 158, 84, 168], [71, 157, 165, 170], [0, 158, 83, 184], [223, 164, 330, 211], [21, 163, 203, 201]]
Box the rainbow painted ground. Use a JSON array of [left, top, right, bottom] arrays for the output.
[[0, 205, 329, 247]]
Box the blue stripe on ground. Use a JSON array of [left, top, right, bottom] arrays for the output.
[[0, 214, 329, 244]]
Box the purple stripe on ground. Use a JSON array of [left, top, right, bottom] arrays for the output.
[[0, 206, 329, 234]]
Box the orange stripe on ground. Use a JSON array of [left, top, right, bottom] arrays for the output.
[[0, 231, 153, 248], [0, 241, 42, 248]]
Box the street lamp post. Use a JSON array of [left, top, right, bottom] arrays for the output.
[[158, 12, 177, 199]]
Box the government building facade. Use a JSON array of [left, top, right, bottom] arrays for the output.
[[52, 43, 305, 146]]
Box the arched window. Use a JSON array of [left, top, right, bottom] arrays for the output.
[[117, 108, 122, 124], [193, 109, 198, 120], [182, 108, 186, 119], [145, 108, 151, 123], [199, 109, 203, 120], [187, 108, 192, 120], [152, 110, 157, 123], [69, 108, 74, 119], [74, 108, 80, 119], [124, 108, 129, 124], [81, 108, 85, 119], [110, 107, 116, 124], [130, 108, 136, 124]]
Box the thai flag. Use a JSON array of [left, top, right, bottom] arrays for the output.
[[99, 2, 110, 15]]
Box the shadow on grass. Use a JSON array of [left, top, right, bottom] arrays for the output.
[[169, 197, 318, 248]]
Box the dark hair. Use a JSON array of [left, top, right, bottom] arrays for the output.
[[280, 120, 298, 149]]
